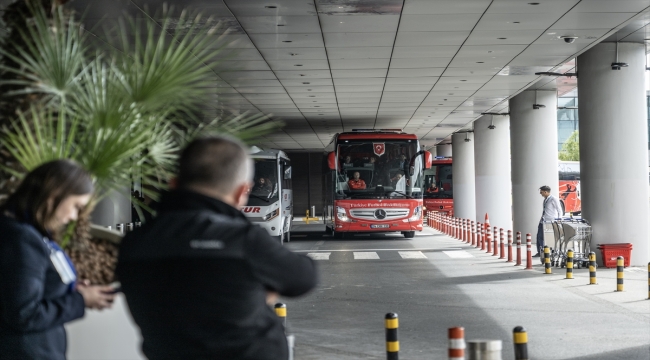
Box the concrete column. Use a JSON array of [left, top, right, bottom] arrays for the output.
[[474, 115, 512, 231], [451, 132, 476, 220], [509, 90, 559, 241], [577, 42, 649, 265], [437, 143, 452, 157]]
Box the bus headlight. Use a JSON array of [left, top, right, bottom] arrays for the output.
[[336, 206, 350, 222], [264, 208, 280, 221], [410, 206, 422, 221]]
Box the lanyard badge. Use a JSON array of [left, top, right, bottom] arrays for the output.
[[46, 239, 77, 285]]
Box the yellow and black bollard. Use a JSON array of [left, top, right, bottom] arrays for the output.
[[589, 252, 597, 285], [385, 313, 399, 360], [565, 249, 574, 279], [513, 326, 529, 360], [616, 256, 624, 292], [274, 303, 287, 330], [544, 246, 551, 274]]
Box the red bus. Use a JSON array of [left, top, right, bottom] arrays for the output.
[[423, 157, 454, 216], [322, 130, 433, 239], [558, 160, 580, 215]]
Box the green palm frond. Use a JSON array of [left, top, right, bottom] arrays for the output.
[[1, 106, 79, 174], [0, 4, 87, 103]]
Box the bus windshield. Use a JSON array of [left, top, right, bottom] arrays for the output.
[[247, 158, 279, 206], [423, 164, 453, 199], [335, 140, 423, 199]]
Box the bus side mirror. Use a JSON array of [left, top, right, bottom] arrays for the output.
[[424, 151, 433, 169], [328, 152, 336, 170]]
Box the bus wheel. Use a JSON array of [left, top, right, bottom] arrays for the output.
[[403, 231, 415, 239], [334, 231, 345, 240]]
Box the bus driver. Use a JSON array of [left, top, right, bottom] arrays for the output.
[[348, 172, 366, 190]]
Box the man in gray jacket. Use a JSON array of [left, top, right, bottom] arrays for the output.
[[117, 136, 318, 360], [534, 185, 563, 259]]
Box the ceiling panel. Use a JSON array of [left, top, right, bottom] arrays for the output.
[[58, 0, 650, 150]]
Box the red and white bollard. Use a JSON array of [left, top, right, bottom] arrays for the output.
[[448, 327, 465, 360], [493, 226, 499, 256], [480, 224, 486, 251], [471, 221, 476, 246], [515, 232, 522, 266], [507, 230, 513, 263], [525, 233, 533, 270], [486, 225, 492, 253], [499, 228, 505, 259]]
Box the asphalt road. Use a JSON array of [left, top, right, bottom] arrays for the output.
[[282, 227, 650, 360]]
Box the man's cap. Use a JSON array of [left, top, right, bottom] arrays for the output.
[[539, 185, 551, 192]]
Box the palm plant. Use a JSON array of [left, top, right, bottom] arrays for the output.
[[0, 3, 278, 282]]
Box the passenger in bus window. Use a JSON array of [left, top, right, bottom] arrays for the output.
[[348, 172, 366, 190], [426, 183, 439, 193]]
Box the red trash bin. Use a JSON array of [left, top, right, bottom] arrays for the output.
[[596, 243, 633, 268]]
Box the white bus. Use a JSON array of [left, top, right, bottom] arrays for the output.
[[242, 148, 293, 243]]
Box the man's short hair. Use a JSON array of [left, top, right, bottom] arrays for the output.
[[178, 136, 252, 194], [539, 185, 551, 192]]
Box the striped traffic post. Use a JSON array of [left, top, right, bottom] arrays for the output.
[[481, 224, 486, 251], [589, 252, 597, 284], [385, 313, 399, 360], [448, 327, 465, 360], [513, 326, 529, 360], [507, 230, 513, 262], [471, 221, 476, 246], [462, 219, 467, 242], [492, 226, 498, 256], [499, 228, 505, 259], [465, 219, 470, 243], [515, 232, 522, 266], [486, 225, 492, 253], [647, 262, 650, 300], [274, 303, 287, 330], [566, 249, 574, 279], [544, 246, 552, 274], [525, 233, 533, 270], [616, 256, 624, 292]]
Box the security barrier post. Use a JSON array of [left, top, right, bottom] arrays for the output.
[[448, 327, 465, 360], [647, 262, 650, 299], [507, 230, 513, 263], [492, 227, 498, 256], [544, 246, 552, 274], [616, 256, 624, 292], [274, 303, 287, 330], [481, 225, 486, 251], [566, 249, 574, 279], [385, 313, 399, 360], [589, 252, 597, 284], [486, 225, 492, 253], [513, 326, 529, 360], [525, 233, 533, 270], [499, 228, 505, 259], [515, 232, 522, 266], [471, 221, 476, 246]]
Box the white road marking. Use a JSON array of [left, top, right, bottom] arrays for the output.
[[293, 248, 462, 252], [315, 241, 325, 246], [354, 252, 380, 260], [307, 252, 331, 260], [443, 250, 474, 258], [398, 251, 428, 259]]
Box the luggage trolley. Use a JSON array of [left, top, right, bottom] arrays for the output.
[[550, 219, 592, 268]]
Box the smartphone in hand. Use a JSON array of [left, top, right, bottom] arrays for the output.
[[107, 281, 122, 294]]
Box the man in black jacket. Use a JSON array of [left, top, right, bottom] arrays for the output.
[[116, 136, 318, 360]]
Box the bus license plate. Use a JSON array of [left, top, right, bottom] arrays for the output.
[[371, 224, 390, 229]]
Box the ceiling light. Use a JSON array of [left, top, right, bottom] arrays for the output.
[[497, 37, 507, 40], [294, 64, 303, 66], [611, 42, 628, 70], [528, 2, 540, 5], [464, 132, 471, 142], [282, 40, 292, 43], [309, 95, 315, 97], [302, 82, 310, 84], [513, 21, 520, 24], [477, 61, 484, 63], [460, 80, 467, 82], [277, 24, 285, 27], [265, 5, 277, 8], [547, 32, 556, 35]]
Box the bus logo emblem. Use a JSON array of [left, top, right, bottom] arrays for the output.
[[374, 209, 387, 220], [373, 143, 385, 156]]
